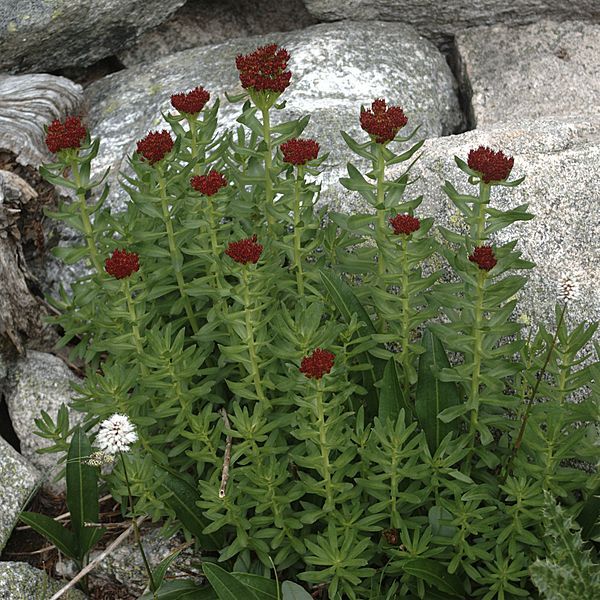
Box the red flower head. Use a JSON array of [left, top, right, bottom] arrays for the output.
[[389, 214, 420, 235], [235, 44, 292, 94], [136, 130, 174, 165], [225, 234, 263, 265], [360, 99, 408, 144], [469, 246, 497, 271], [191, 170, 227, 196], [105, 249, 140, 279], [300, 348, 335, 380], [45, 116, 87, 153], [467, 146, 514, 183], [170, 86, 210, 115], [280, 138, 320, 165]]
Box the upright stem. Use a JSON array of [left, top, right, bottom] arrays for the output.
[[399, 235, 412, 402], [240, 267, 266, 404], [314, 378, 333, 510], [261, 106, 275, 232], [71, 160, 102, 273], [119, 453, 157, 598], [473, 182, 490, 244], [468, 270, 485, 444], [293, 166, 305, 296], [375, 144, 387, 278], [157, 167, 199, 333]]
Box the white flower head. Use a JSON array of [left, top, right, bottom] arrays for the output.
[[558, 271, 584, 303], [95, 413, 138, 455]]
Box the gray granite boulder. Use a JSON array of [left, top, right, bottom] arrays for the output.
[[380, 116, 600, 332], [6, 351, 81, 493], [0, 437, 41, 552], [0, 0, 186, 73], [303, 0, 600, 41], [119, 0, 317, 68], [0, 561, 85, 599], [86, 21, 461, 212], [456, 20, 600, 127]]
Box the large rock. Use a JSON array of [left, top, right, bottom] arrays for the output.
[[0, 436, 41, 551], [119, 0, 318, 67], [0, 561, 86, 599], [381, 116, 600, 332], [303, 0, 600, 41], [85, 21, 461, 212], [0, 0, 186, 73], [456, 20, 600, 127], [6, 351, 81, 493], [0, 74, 82, 168]]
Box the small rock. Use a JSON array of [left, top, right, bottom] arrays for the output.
[[0, 436, 41, 552], [0, 561, 86, 599], [0, 0, 186, 73], [456, 20, 600, 127], [6, 351, 82, 494], [302, 0, 600, 41], [119, 0, 318, 67]]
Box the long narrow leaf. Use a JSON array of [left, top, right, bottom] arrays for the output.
[[140, 580, 215, 599], [19, 512, 78, 560], [401, 558, 463, 597], [415, 328, 462, 452], [378, 358, 410, 424], [281, 581, 313, 600], [203, 563, 259, 600]]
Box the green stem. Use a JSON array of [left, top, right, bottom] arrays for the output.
[[240, 267, 266, 404], [293, 166, 305, 296], [375, 144, 387, 278], [158, 167, 199, 333], [468, 270, 485, 444], [509, 304, 567, 467], [314, 379, 333, 510], [261, 106, 275, 232], [71, 160, 102, 273], [120, 453, 157, 598], [399, 235, 412, 402], [473, 182, 490, 244]]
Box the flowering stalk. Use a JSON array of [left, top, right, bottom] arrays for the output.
[[473, 182, 490, 244], [375, 144, 387, 278], [467, 269, 486, 443], [398, 234, 412, 401], [261, 105, 276, 232], [313, 377, 334, 510], [157, 165, 199, 333], [293, 165, 305, 296]]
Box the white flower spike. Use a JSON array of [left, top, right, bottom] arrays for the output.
[[558, 272, 583, 303], [95, 413, 138, 455]]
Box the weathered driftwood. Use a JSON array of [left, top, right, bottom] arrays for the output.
[[0, 74, 82, 168], [0, 74, 82, 356]]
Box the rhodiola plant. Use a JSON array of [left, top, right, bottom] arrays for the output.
[[34, 42, 599, 600]]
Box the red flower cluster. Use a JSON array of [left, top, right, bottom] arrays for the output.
[[191, 170, 227, 196], [235, 44, 292, 93], [136, 130, 174, 164], [45, 116, 87, 153], [389, 214, 420, 235], [360, 99, 408, 144], [467, 146, 514, 183], [280, 138, 320, 165], [105, 249, 140, 279], [300, 348, 335, 380], [225, 234, 263, 265], [170, 86, 210, 115], [469, 246, 497, 271]]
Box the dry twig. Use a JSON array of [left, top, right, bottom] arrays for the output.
[[219, 408, 233, 499]]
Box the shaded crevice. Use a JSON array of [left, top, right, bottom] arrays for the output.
[[0, 394, 20, 451], [51, 55, 126, 88], [439, 35, 476, 134]]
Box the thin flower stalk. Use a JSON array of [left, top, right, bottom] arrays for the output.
[[468, 269, 486, 446], [473, 182, 490, 244], [293, 165, 306, 296], [157, 166, 199, 333], [375, 144, 387, 278], [314, 378, 334, 510], [240, 266, 267, 404], [398, 234, 412, 402], [261, 106, 276, 232]]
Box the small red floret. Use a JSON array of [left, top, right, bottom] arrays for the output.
[[235, 44, 292, 94], [191, 170, 227, 196], [360, 99, 408, 144], [280, 138, 320, 165], [105, 249, 140, 279], [45, 116, 87, 153], [467, 146, 514, 183], [225, 234, 263, 265], [389, 214, 420, 235], [136, 130, 174, 165], [170, 86, 210, 115], [300, 348, 335, 380], [469, 246, 497, 271]]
